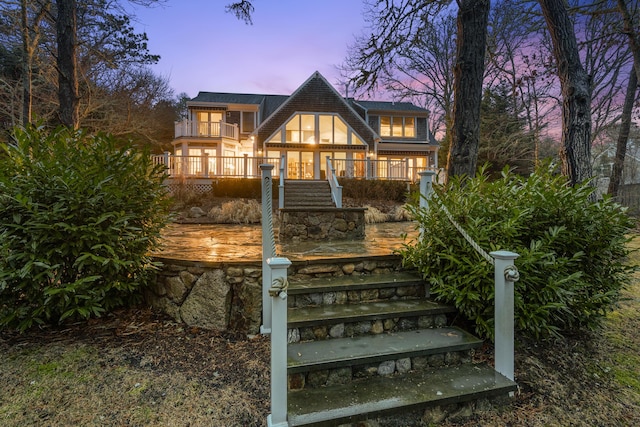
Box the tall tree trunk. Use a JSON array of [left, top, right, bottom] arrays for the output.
[[539, 0, 592, 187], [55, 0, 79, 128], [21, 0, 32, 126], [617, 0, 640, 83], [446, 0, 490, 179], [608, 71, 637, 197]]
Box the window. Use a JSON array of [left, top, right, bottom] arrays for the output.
[[241, 111, 256, 133], [379, 116, 415, 138], [197, 111, 223, 136], [286, 114, 315, 143]]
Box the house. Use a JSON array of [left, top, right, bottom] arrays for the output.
[[157, 71, 438, 186]]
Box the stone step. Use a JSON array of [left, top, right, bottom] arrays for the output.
[[288, 299, 455, 329], [287, 363, 517, 427], [284, 200, 335, 207], [288, 271, 424, 294], [287, 327, 483, 390], [288, 271, 428, 308]]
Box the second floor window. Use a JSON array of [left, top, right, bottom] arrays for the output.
[[380, 116, 415, 138]]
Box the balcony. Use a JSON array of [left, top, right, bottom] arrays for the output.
[[174, 120, 239, 140]]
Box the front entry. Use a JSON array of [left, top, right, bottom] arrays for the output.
[[286, 151, 315, 179]]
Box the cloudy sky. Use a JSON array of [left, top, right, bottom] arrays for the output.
[[131, 1, 368, 98]]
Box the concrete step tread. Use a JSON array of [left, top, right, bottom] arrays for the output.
[[288, 299, 456, 328], [288, 327, 483, 373], [288, 271, 423, 294], [287, 363, 517, 426]]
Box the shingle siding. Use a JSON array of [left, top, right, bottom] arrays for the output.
[[256, 74, 376, 147]]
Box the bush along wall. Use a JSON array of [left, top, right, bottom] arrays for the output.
[[401, 164, 638, 340], [0, 125, 171, 331]]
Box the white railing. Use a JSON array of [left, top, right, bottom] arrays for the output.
[[326, 156, 343, 208], [260, 164, 291, 427], [152, 153, 280, 178], [154, 153, 437, 182], [419, 171, 519, 383], [174, 119, 239, 139], [331, 158, 437, 182]]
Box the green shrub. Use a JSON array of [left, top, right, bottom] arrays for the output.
[[0, 125, 171, 331], [339, 178, 412, 203], [401, 164, 637, 340]]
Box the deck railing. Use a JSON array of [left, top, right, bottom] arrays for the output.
[[152, 153, 281, 178], [153, 153, 436, 182], [174, 119, 239, 139]]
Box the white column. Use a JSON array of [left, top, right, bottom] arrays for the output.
[[267, 257, 291, 427], [418, 170, 436, 211], [491, 250, 519, 383]]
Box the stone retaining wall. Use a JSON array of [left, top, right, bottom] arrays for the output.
[[146, 255, 404, 334], [278, 208, 366, 242]]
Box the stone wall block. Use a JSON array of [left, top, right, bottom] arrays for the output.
[[165, 276, 188, 302], [342, 263, 355, 275], [180, 269, 231, 330], [179, 271, 197, 289], [229, 279, 262, 334], [298, 264, 341, 275]]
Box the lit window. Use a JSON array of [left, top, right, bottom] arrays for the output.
[[404, 117, 415, 137], [379, 116, 416, 138], [380, 116, 391, 137]]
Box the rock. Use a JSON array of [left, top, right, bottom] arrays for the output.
[[189, 206, 205, 218], [396, 358, 411, 373], [377, 360, 395, 376], [179, 270, 231, 330], [165, 276, 188, 302], [329, 323, 345, 338]]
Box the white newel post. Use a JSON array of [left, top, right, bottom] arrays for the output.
[[260, 164, 276, 334], [490, 250, 519, 383], [418, 170, 436, 211], [267, 257, 291, 427]]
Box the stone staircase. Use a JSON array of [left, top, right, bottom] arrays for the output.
[[284, 270, 517, 426], [284, 180, 335, 208]]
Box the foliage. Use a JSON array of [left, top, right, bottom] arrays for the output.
[[0, 125, 171, 331], [207, 199, 262, 224], [339, 178, 412, 204], [401, 164, 637, 340], [479, 85, 535, 175]]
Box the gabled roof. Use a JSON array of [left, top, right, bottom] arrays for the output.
[[254, 71, 379, 145]]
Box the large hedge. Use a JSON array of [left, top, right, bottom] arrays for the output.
[[401, 165, 637, 340], [0, 126, 171, 331]]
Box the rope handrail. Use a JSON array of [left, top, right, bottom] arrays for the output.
[[431, 191, 495, 266]]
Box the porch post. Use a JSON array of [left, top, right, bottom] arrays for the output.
[[203, 152, 209, 178], [418, 170, 436, 211], [266, 256, 291, 427], [279, 154, 285, 210], [260, 164, 276, 334], [163, 151, 171, 175], [491, 250, 519, 383], [244, 154, 249, 178]]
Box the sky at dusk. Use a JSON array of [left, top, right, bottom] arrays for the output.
[[130, 1, 368, 99]]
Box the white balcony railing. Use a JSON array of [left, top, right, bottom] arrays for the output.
[[174, 119, 239, 140], [153, 154, 438, 182], [152, 154, 281, 178]]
